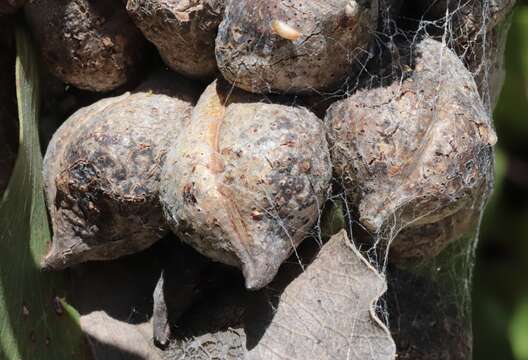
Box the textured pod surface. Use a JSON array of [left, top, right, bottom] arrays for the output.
[[25, 0, 147, 92], [42, 76, 198, 269], [326, 38, 496, 262], [127, 0, 225, 79], [160, 80, 332, 289], [215, 0, 378, 94]]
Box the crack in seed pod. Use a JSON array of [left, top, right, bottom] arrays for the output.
[[160, 79, 332, 289]]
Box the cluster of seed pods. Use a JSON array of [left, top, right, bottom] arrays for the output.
[[34, 0, 499, 293]]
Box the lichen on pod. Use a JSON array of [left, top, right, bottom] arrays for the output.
[[25, 0, 147, 92], [326, 38, 497, 262], [160, 80, 332, 289], [215, 0, 379, 94], [42, 73, 199, 270], [126, 0, 225, 79]]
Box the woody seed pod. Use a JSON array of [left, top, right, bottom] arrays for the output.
[[326, 38, 496, 262], [215, 0, 378, 94], [42, 74, 198, 269], [126, 0, 226, 79], [25, 0, 147, 92], [160, 80, 332, 289]]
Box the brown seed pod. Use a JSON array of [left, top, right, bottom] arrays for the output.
[[25, 0, 147, 92], [42, 74, 199, 269], [126, 0, 225, 79], [160, 80, 332, 289], [326, 38, 496, 262], [215, 0, 379, 94]]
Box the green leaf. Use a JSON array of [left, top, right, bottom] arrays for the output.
[[0, 25, 91, 359], [510, 296, 528, 360], [320, 199, 346, 241]]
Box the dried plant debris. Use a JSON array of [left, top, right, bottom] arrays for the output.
[[246, 230, 395, 360], [127, 0, 225, 79], [215, 0, 379, 94], [42, 75, 198, 269], [152, 243, 210, 348], [165, 230, 396, 360], [326, 38, 495, 262], [25, 0, 147, 92], [167, 283, 250, 360], [160, 79, 332, 289], [71, 246, 167, 360]]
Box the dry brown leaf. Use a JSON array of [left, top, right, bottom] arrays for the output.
[[246, 230, 396, 360], [166, 230, 395, 360]]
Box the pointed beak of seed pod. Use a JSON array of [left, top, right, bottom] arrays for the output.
[[240, 254, 283, 291], [40, 233, 82, 271], [41, 248, 67, 271]]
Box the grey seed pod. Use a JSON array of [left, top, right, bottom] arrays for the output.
[[42, 74, 199, 269], [215, 0, 378, 94], [326, 38, 496, 262], [160, 80, 332, 289], [25, 0, 147, 92], [126, 0, 226, 79]]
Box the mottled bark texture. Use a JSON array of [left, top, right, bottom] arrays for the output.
[[25, 0, 147, 92], [42, 74, 199, 269], [127, 0, 225, 79], [160, 80, 332, 289], [0, 18, 18, 195], [215, 0, 379, 94], [326, 38, 495, 262]]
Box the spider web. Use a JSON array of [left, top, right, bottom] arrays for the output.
[[316, 1, 512, 358], [185, 1, 515, 358], [12, 1, 514, 359]]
